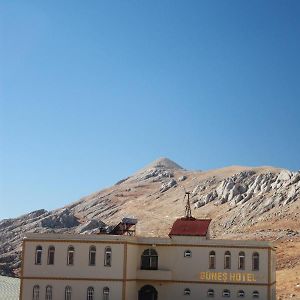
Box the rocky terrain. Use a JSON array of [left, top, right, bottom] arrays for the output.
[[0, 158, 299, 299]]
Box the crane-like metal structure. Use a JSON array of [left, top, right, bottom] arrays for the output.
[[184, 191, 192, 219]]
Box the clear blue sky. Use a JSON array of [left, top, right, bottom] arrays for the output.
[[1, 1, 299, 220]]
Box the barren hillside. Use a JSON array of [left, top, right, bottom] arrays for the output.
[[0, 158, 299, 299]]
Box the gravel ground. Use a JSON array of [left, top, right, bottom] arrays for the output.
[[0, 276, 20, 300]]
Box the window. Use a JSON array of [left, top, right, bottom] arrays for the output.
[[209, 251, 216, 269], [207, 289, 214, 297], [87, 287, 94, 300], [47, 246, 55, 265], [67, 246, 75, 265], [238, 252, 245, 270], [238, 290, 245, 297], [104, 247, 112, 267], [224, 251, 231, 269], [103, 287, 109, 300], [45, 286, 52, 300], [35, 246, 42, 265], [252, 252, 259, 271], [89, 246, 96, 266], [32, 285, 39, 300], [222, 289, 230, 297], [184, 288, 191, 295], [141, 248, 158, 270], [184, 250, 192, 257], [253, 291, 260, 298], [65, 286, 72, 300]]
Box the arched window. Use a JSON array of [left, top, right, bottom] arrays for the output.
[[184, 288, 191, 295], [89, 246, 96, 266], [45, 286, 52, 300], [238, 251, 245, 270], [252, 252, 259, 271], [32, 285, 40, 300], [184, 250, 192, 258], [87, 287, 94, 300], [238, 290, 245, 297], [104, 247, 112, 267], [253, 290, 260, 298], [141, 249, 158, 270], [67, 246, 75, 265], [222, 289, 230, 297], [65, 286, 72, 300], [207, 289, 214, 297], [209, 251, 216, 269], [224, 251, 231, 269], [47, 246, 55, 265], [35, 246, 42, 265], [103, 287, 109, 300]]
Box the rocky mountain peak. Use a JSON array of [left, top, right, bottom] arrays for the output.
[[144, 157, 183, 170]]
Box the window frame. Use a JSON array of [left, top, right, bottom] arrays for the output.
[[35, 246, 42, 265], [224, 251, 231, 269], [238, 251, 245, 270], [222, 289, 231, 297], [32, 285, 40, 300], [103, 287, 109, 300], [184, 288, 191, 295], [89, 246, 96, 266], [65, 286, 72, 300], [104, 246, 112, 267], [209, 251, 216, 269], [253, 290, 260, 298], [141, 248, 158, 270], [207, 289, 214, 297], [252, 252, 259, 271], [238, 290, 245, 298], [45, 285, 52, 300], [67, 246, 75, 266], [87, 286, 94, 300], [184, 250, 192, 258], [47, 246, 55, 265]]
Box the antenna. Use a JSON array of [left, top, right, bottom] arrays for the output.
[[184, 191, 192, 219]]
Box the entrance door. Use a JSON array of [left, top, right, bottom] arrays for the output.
[[138, 285, 158, 300]]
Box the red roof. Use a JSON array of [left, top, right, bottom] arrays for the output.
[[169, 217, 211, 237]]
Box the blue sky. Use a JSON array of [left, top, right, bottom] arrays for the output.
[[1, 1, 299, 220]]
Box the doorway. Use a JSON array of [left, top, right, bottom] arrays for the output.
[[138, 285, 158, 300]]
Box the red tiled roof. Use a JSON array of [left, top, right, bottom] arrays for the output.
[[169, 217, 211, 237]]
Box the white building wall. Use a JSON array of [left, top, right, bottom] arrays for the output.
[[135, 282, 268, 300], [23, 241, 125, 279], [21, 234, 275, 300], [22, 279, 123, 300]]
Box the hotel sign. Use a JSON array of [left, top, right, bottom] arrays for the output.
[[200, 272, 256, 283]]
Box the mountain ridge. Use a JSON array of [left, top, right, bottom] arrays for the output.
[[0, 158, 299, 299]]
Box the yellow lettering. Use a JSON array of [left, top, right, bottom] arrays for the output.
[[230, 273, 236, 281], [218, 272, 222, 281], [205, 272, 210, 280], [200, 272, 205, 280], [211, 272, 217, 280], [236, 273, 241, 281], [247, 273, 254, 282], [222, 273, 228, 282]]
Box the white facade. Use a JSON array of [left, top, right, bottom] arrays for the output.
[[20, 231, 276, 300]]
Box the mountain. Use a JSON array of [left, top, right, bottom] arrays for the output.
[[0, 158, 299, 299]]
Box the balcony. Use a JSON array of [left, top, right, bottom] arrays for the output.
[[136, 269, 172, 281]]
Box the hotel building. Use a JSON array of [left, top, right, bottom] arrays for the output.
[[20, 217, 276, 300]]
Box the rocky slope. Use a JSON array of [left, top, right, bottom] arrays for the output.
[[0, 158, 299, 299]]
